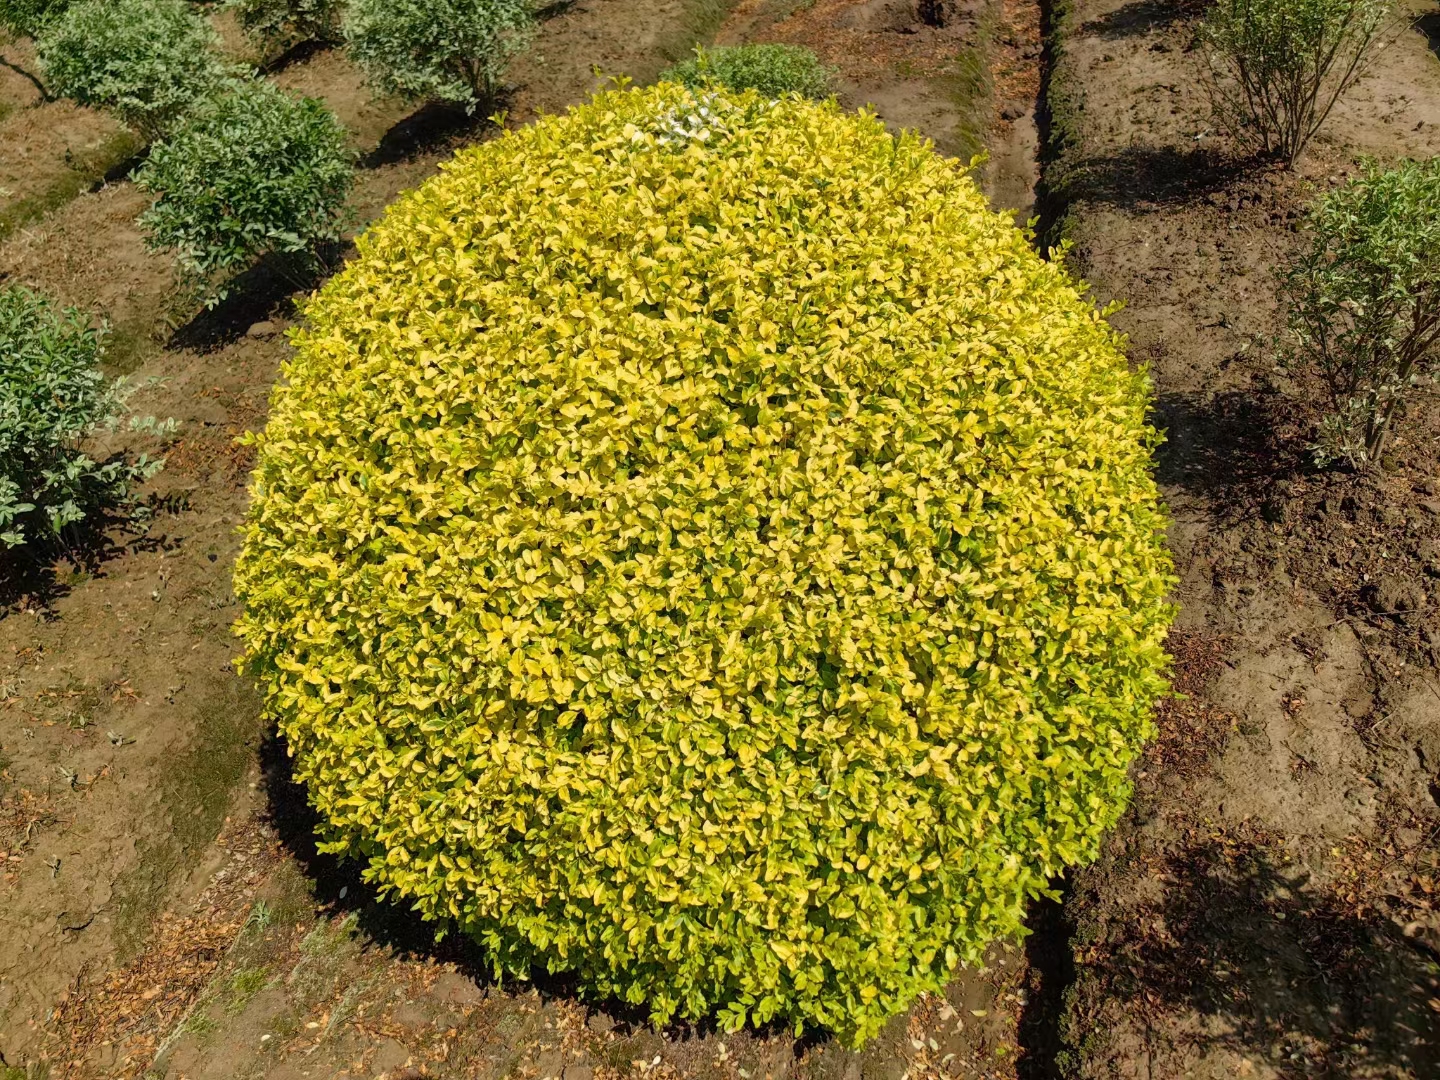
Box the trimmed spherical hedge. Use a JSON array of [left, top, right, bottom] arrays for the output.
[[235, 85, 1174, 1045]]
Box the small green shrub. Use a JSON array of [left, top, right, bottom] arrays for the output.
[[343, 0, 534, 111], [36, 0, 234, 140], [135, 79, 355, 305], [0, 0, 71, 38], [1199, 0, 1392, 167], [1284, 157, 1440, 467], [235, 86, 1175, 1045], [227, 0, 343, 56], [0, 285, 163, 549], [659, 43, 835, 99]]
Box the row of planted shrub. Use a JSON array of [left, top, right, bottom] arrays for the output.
[[0, 0, 840, 305], [0, 0, 531, 304], [3, 0, 1439, 1055]]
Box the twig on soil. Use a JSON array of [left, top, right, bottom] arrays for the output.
[[1324, 607, 1423, 625]]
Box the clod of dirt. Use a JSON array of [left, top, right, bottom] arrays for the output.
[[1365, 575, 1429, 623]]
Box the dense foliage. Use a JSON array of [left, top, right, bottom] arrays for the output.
[[0, 285, 162, 548], [0, 0, 70, 38], [227, 0, 343, 56], [36, 0, 233, 140], [1284, 157, 1440, 467], [234, 86, 1175, 1045], [1199, 0, 1392, 166], [343, 0, 535, 111], [659, 43, 834, 100], [135, 80, 355, 305]]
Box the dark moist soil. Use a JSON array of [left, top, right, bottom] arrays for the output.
[[1042, 2, 1440, 1078], [0, 3, 1038, 1080]]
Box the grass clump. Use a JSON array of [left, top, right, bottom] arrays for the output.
[[234, 85, 1175, 1047]]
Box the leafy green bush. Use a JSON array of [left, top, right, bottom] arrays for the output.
[[227, 0, 343, 56], [342, 0, 534, 111], [234, 85, 1175, 1046], [135, 79, 355, 305], [35, 0, 234, 140], [1284, 157, 1440, 467], [0, 0, 71, 38], [660, 43, 835, 99], [1199, 0, 1392, 167], [0, 285, 163, 548]]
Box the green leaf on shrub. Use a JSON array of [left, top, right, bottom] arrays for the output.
[[135, 79, 355, 306], [660, 43, 836, 100]]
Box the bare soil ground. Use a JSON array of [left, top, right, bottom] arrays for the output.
[[0, 38, 141, 243], [0, 2, 1037, 1079], [1041, 2, 1440, 1077]]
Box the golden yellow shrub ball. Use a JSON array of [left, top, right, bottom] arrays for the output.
[[235, 84, 1174, 1045]]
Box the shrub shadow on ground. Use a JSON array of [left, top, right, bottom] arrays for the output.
[[1078, 0, 1210, 41], [1153, 389, 1311, 522], [100, 146, 149, 185], [0, 545, 80, 616], [362, 99, 503, 169], [261, 38, 337, 76], [166, 243, 347, 353], [1059, 145, 1262, 212], [1015, 883, 1075, 1080], [0, 493, 182, 616], [1419, 13, 1440, 62], [1090, 836, 1440, 1078], [536, 0, 584, 21]]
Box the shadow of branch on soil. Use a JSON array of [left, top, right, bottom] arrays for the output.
[[1091, 835, 1440, 1078], [1153, 389, 1312, 523], [1058, 145, 1262, 212], [1078, 0, 1210, 40], [0, 55, 50, 102]]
